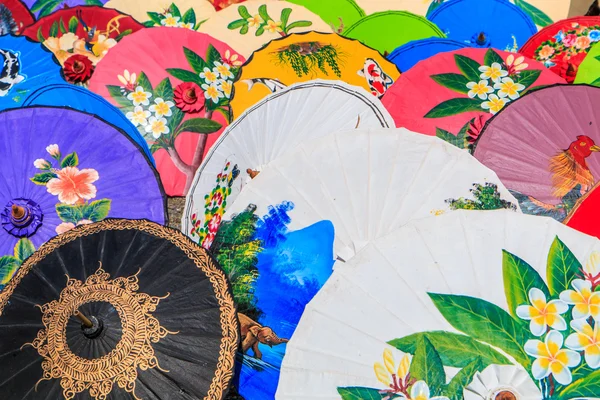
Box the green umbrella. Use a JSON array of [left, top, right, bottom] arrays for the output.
[[342, 11, 445, 54], [575, 38, 600, 87]]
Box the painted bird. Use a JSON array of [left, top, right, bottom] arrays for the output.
[[549, 135, 600, 198]]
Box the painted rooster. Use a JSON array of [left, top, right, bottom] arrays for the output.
[[509, 136, 600, 221]]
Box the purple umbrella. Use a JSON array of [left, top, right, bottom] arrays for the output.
[[0, 106, 166, 287]]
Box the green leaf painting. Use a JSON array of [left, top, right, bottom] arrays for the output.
[[83, 199, 112, 222], [408, 336, 446, 394], [424, 98, 482, 118], [177, 118, 222, 135], [513, 0, 553, 27], [514, 69, 542, 91], [56, 204, 84, 224], [454, 55, 482, 83], [389, 331, 510, 368], [60, 152, 79, 168], [503, 250, 549, 317], [430, 74, 470, 94], [337, 387, 387, 400], [0, 256, 19, 285], [429, 293, 530, 367], [14, 238, 35, 263], [445, 358, 484, 400], [164, 68, 203, 85], [30, 172, 57, 185], [483, 48, 504, 67], [547, 236, 581, 296], [557, 370, 600, 399]]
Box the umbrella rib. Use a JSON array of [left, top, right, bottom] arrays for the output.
[[0, 354, 44, 387], [113, 231, 140, 278]]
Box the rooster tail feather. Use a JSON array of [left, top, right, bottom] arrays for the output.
[[549, 151, 593, 198]]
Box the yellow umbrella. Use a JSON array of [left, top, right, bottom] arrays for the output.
[[230, 31, 399, 118], [104, 0, 216, 29], [197, 0, 332, 57]]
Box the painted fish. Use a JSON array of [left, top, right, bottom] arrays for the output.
[[357, 58, 393, 98], [0, 49, 25, 97], [242, 77, 287, 93]]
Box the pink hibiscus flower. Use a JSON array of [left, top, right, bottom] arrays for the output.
[[46, 167, 99, 205]]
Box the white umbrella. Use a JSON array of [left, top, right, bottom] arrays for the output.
[[278, 210, 600, 400], [182, 80, 394, 247]]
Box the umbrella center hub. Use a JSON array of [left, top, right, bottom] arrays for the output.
[[1, 198, 43, 238], [81, 315, 104, 339], [473, 31, 491, 47]]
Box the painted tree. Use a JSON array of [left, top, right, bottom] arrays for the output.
[[446, 183, 517, 211]]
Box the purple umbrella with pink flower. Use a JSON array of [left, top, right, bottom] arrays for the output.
[[0, 106, 166, 289]]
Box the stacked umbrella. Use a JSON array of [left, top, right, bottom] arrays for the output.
[[2, 0, 600, 399]]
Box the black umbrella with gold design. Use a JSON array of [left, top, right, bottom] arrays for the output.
[[0, 219, 238, 400]]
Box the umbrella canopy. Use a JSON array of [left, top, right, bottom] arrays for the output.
[[0, 35, 64, 110], [88, 28, 245, 196], [428, 0, 537, 51], [0, 218, 238, 399], [0, 106, 166, 289], [342, 11, 444, 55], [197, 0, 332, 58], [574, 28, 600, 86], [21, 6, 144, 85], [1, 0, 34, 35], [473, 84, 600, 225], [381, 47, 565, 151], [23, 83, 154, 163], [387, 37, 468, 73], [519, 16, 600, 83], [24, 0, 109, 18], [230, 31, 400, 118], [214, 129, 518, 400], [104, 0, 216, 29], [182, 80, 395, 247], [286, 0, 365, 32], [277, 210, 599, 399]]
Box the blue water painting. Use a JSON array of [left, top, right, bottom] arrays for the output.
[[222, 201, 335, 399]]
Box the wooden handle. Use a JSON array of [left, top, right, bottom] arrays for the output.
[[73, 310, 94, 328]]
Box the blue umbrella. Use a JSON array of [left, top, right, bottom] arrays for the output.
[[387, 37, 468, 72], [23, 84, 154, 164], [0, 35, 63, 110], [428, 0, 537, 51]]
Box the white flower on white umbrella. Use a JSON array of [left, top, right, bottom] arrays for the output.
[[410, 381, 449, 400], [463, 364, 542, 400], [566, 319, 600, 369], [524, 330, 581, 385], [560, 279, 600, 321], [516, 288, 568, 336]]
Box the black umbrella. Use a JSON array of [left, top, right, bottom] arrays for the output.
[[0, 219, 238, 400]]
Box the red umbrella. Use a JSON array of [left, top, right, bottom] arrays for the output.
[[1, 0, 34, 35], [565, 183, 600, 239], [519, 16, 600, 83], [21, 6, 144, 85]]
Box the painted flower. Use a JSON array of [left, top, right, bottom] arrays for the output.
[[224, 49, 243, 67], [117, 69, 137, 88], [563, 33, 578, 47], [374, 348, 411, 390], [480, 94, 509, 115], [478, 63, 508, 82], [178, 21, 194, 29], [63, 54, 95, 84], [266, 19, 282, 33], [209, 191, 224, 208], [544, 59, 557, 68], [247, 14, 263, 27], [202, 83, 224, 103], [516, 288, 568, 336], [55, 222, 76, 234], [46, 167, 99, 205], [208, 213, 222, 233], [463, 364, 541, 400], [202, 230, 215, 249], [410, 381, 449, 400], [125, 106, 151, 127], [566, 319, 600, 369], [220, 80, 233, 98], [505, 54, 528, 72], [559, 279, 600, 320], [575, 35, 592, 50], [525, 330, 581, 385], [91, 34, 117, 57], [583, 251, 600, 288], [173, 82, 204, 113], [44, 32, 79, 52], [589, 29, 600, 42], [493, 77, 525, 100], [161, 13, 180, 27], [538, 45, 556, 60], [145, 116, 169, 139], [200, 67, 219, 84], [149, 98, 174, 118], [46, 144, 60, 158], [213, 61, 234, 79], [127, 86, 152, 106], [34, 159, 51, 169], [466, 80, 493, 100]]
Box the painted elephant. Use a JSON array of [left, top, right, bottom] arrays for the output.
[[238, 313, 289, 359]]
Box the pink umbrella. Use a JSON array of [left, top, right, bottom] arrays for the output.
[[88, 28, 245, 196], [381, 48, 566, 151]]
